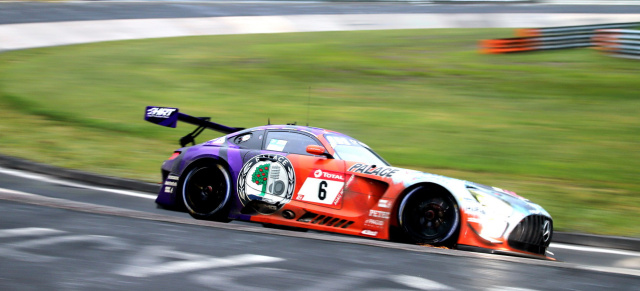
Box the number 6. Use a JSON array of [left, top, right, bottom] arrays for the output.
[[318, 181, 328, 200]]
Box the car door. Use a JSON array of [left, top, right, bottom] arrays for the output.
[[263, 130, 346, 210]]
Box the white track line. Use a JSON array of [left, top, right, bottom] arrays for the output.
[[0, 166, 157, 200], [550, 243, 640, 257], [0, 227, 65, 238]]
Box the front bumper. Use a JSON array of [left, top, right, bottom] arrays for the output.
[[460, 213, 553, 259], [507, 214, 553, 255]]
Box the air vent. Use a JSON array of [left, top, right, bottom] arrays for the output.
[[297, 211, 354, 229], [508, 215, 553, 255]]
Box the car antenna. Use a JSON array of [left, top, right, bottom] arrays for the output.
[[306, 86, 311, 126], [268, 118, 271, 125]]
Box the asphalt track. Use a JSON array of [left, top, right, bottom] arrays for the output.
[[1, 167, 640, 290], [1, 1, 640, 289]]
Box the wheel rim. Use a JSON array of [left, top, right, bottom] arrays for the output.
[[183, 164, 230, 216], [399, 188, 459, 244]]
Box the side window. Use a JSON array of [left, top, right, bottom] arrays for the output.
[[229, 130, 264, 150], [264, 131, 321, 155]]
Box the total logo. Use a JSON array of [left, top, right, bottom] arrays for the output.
[[312, 169, 344, 181]]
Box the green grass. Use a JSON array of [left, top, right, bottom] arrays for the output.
[[0, 28, 638, 236]]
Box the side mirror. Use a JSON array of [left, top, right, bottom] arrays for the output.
[[306, 145, 333, 159]]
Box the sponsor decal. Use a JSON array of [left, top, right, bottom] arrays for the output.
[[164, 181, 178, 187], [296, 169, 345, 206], [310, 169, 344, 181], [237, 154, 295, 214], [145, 106, 179, 128], [163, 174, 180, 194], [348, 164, 398, 178], [369, 210, 390, 219], [266, 139, 288, 152], [464, 205, 484, 216], [333, 191, 343, 206], [326, 135, 371, 148], [325, 135, 352, 148], [364, 219, 384, 229], [377, 199, 392, 209], [345, 174, 355, 187], [361, 230, 378, 236], [208, 137, 226, 145], [146, 107, 177, 118]]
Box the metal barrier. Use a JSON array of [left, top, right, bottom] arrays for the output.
[[480, 22, 640, 54], [515, 22, 640, 37], [593, 29, 640, 60]]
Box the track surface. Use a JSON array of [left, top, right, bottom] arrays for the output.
[[2, 200, 637, 291], [1, 168, 640, 290], [1, 1, 640, 289]]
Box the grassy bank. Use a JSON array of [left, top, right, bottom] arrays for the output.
[[0, 28, 638, 236]]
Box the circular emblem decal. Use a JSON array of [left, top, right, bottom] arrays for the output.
[[237, 154, 296, 214], [314, 169, 323, 178]]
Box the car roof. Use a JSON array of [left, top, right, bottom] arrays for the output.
[[241, 124, 340, 138]]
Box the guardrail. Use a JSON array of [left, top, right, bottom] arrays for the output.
[[480, 22, 640, 54], [593, 29, 640, 60]]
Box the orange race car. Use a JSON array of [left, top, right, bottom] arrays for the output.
[[146, 106, 553, 259]]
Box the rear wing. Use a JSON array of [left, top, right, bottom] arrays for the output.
[[145, 106, 243, 147]]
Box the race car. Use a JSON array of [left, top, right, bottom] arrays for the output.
[[145, 106, 553, 259]]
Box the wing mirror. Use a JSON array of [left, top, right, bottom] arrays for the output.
[[306, 145, 333, 159]]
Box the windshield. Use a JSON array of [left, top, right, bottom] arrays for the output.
[[324, 134, 389, 166]]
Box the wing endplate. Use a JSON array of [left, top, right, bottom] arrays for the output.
[[145, 106, 243, 134]]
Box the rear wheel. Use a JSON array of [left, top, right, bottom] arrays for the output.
[[397, 186, 460, 246], [182, 163, 231, 221]]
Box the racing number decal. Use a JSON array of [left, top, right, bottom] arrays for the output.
[[296, 169, 344, 206], [318, 181, 328, 200]]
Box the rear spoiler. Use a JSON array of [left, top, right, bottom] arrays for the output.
[[145, 106, 243, 147]]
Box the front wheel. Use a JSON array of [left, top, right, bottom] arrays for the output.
[[182, 163, 231, 221], [397, 186, 460, 246]]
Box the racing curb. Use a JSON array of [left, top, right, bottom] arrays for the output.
[[1, 153, 639, 253]]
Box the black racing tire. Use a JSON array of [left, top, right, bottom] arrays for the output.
[[397, 185, 460, 246], [182, 163, 232, 221]]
